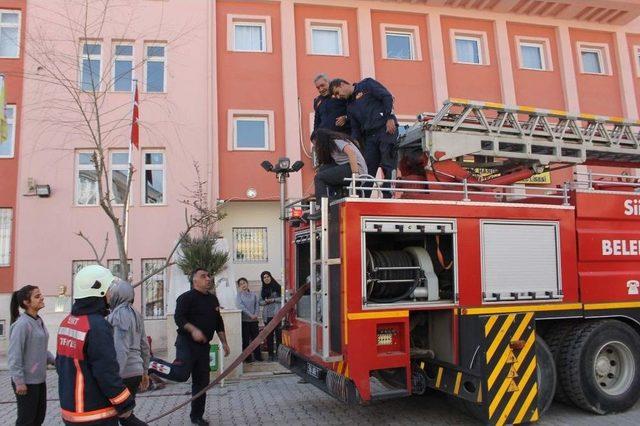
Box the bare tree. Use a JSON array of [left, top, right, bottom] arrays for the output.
[[21, 0, 211, 282]]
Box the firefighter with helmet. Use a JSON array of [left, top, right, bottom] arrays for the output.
[[56, 265, 146, 425]]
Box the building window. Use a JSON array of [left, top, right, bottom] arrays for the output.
[[113, 43, 134, 92], [76, 151, 98, 206], [306, 19, 348, 56], [0, 208, 12, 267], [110, 151, 130, 205], [80, 42, 102, 91], [0, 10, 20, 58], [143, 151, 165, 205], [233, 22, 265, 52], [145, 44, 166, 93], [228, 110, 274, 151], [386, 32, 413, 60], [107, 259, 132, 280], [515, 37, 552, 72], [635, 46, 640, 77], [0, 105, 16, 158], [579, 43, 609, 75], [233, 227, 267, 263], [452, 31, 488, 65], [141, 258, 166, 318]]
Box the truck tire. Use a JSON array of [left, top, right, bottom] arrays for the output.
[[557, 320, 640, 414], [535, 336, 557, 416], [542, 321, 576, 405]]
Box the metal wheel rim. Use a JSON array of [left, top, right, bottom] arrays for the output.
[[593, 340, 635, 396]]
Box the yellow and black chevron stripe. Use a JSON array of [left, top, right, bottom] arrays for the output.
[[483, 312, 539, 425]]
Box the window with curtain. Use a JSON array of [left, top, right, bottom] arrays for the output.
[[234, 23, 265, 52], [0, 208, 12, 266], [455, 36, 481, 64], [385, 32, 414, 60], [311, 27, 342, 55], [581, 49, 603, 74], [0, 105, 15, 158], [520, 42, 544, 70]]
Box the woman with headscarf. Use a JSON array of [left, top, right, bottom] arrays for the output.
[[259, 271, 282, 361], [106, 280, 151, 424]]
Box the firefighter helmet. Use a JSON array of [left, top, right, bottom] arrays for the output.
[[73, 265, 116, 299]]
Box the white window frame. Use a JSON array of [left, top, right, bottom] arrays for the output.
[[228, 109, 275, 151], [75, 150, 99, 206], [451, 30, 489, 66], [227, 14, 272, 53], [578, 42, 611, 75], [634, 45, 640, 77], [232, 227, 268, 263], [79, 41, 103, 91], [109, 150, 130, 206], [516, 36, 552, 71], [0, 104, 16, 158], [381, 24, 421, 61], [232, 21, 266, 52], [141, 150, 166, 206], [0, 10, 21, 59], [0, 208, 12, 267], [305, 19, 349, 57], [144, 43, 167, 93], [141, 258, 167, 319], [112, 42, 134, 92]]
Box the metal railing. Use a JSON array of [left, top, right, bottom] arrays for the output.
[[345, 176, 571, 205], [574, 171, 640, 191]]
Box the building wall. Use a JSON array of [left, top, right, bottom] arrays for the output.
[[0, 0, 25, 294]]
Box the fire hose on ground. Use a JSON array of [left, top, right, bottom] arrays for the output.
[[146, 282, 310, 423]]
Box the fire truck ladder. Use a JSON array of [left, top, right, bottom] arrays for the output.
[[406, 98, 640, 166], [309, 197, 342, 363]]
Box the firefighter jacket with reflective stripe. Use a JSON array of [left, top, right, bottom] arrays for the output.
[[56, 309, 135, 424]]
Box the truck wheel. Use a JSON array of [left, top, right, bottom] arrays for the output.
[[535, 336, 556, 416], [542, 321, 576, 405], [557, 320, 640, 414]]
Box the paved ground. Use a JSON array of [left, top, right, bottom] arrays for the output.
[[0, 369, 638, 425]]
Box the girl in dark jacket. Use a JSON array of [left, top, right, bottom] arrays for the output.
[[259, 271, 282, 361]]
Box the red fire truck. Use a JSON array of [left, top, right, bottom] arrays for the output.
[[277, 99, 640, 425]]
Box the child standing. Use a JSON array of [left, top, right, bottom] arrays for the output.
[[236, 278, 263, 363], [8, 285, 55, 426]]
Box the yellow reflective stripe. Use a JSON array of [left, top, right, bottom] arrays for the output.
[[485, 315, 498, 336], [497, 356, 537, 425], [485, 101, 504, 109], [454, 372, 462, 395], [579, 113, 597, 120], [347, 311, 408, 320], [519, 106, 536, 113], [462, 303, 582, 315], [486, 314, 516, 363], [514, 382, 538, 424], [435, 367, 443, 388], [549, 109, 568, 116], [584, 301, 640, 310], [488, 332, 535, 417], [449, 97, 469, 104]]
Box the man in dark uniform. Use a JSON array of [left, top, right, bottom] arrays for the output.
[[148, 268, 230, 426], [329, 77, 398, 198], [313, 73, 350, 135]]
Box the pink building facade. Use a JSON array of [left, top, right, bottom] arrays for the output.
[[6, 0, 640, 349]]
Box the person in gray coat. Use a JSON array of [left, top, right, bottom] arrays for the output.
[[236, 277, 263, 363], [106, 280, 151, 423], [259, 271, 282, 361], [8, 285, 55, 426]]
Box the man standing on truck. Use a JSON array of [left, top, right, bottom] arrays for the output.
[[329, 77, 398, 198], [313, 73, 350, 135]]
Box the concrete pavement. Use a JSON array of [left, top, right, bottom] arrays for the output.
[[0, 369, 638, 425]]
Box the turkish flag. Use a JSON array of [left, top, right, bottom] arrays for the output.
[[131, 85, 139, 149]]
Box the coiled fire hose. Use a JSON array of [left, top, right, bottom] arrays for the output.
[[146, 282, 310, 423]]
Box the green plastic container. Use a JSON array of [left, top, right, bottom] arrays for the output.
[[209, 344, 219, 372]]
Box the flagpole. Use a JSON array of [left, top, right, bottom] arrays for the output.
[[123, 79, 137, 264]]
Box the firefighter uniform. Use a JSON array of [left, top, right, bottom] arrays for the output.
[[347, 78, 398, 198], [313, 94, 350, 135], [56, 265, 135, 425]]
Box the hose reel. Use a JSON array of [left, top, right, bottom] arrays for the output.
[[366, 247, 438, 303]]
